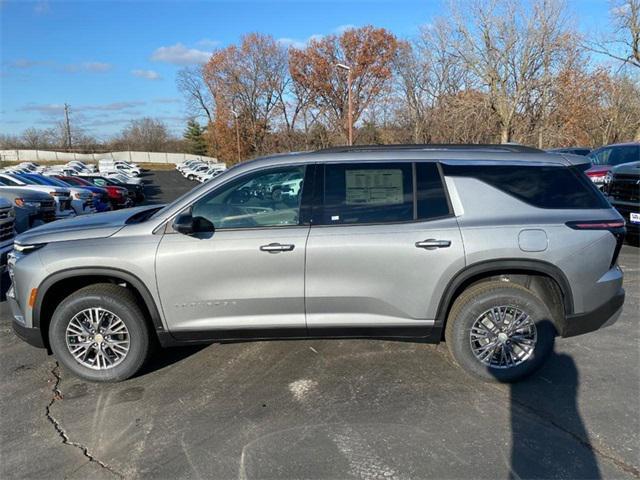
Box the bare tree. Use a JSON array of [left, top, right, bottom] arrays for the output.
[[588, 0, 640, 69], [21, 127, 56, 149], [446, 0, 572, 143], [114, 118, 172, 152], [177, 66, 213, 123]]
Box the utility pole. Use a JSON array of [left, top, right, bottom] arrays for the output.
[[64, 103, 72, 151], [231, 109, 241, 163], [335, 63, 353, 146]]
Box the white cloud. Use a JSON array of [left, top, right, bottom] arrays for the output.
[[131, 69, 162, 80], [334, 24, 357, 34], [34, 0, 50, 15], [196, 38, 221, 49], [82, 62, 112, 73], [20, 101, 146, 116], [9, 59, 111, 73], [151, 43, 211, 65], [277, 33, 324, 49]]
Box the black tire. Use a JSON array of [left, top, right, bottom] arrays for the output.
[[49, 283, 151, 382], [444, 281, 556, 383]]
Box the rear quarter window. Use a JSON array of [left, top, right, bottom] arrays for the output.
[[443, 164, 610, 209]]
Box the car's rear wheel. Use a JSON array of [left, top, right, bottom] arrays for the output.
[[445, 281, 555, 383], [49, 283, 151, 382]]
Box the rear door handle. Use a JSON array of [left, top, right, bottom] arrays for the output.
[[260, 243, 295, 253], [415, 239, 451, 250]]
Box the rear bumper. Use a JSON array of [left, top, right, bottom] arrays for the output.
[[559, 289, 625, 337]]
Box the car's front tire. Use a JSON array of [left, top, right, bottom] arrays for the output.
[[49, 284, 151, 382], [445, 281, 555, 383]]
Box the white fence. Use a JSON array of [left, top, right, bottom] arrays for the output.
[[0, 150, 219, 165]]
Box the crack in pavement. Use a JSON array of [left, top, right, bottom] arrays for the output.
[[45, 362, 124, 479]]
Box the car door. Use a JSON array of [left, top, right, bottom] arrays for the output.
[[155, 164, 312, 337], [305, 161, 465, 334]]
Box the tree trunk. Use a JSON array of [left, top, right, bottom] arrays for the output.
[[500, 124, 511, 144], [635, 124, 640, 142]]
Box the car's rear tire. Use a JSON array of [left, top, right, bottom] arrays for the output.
[[444, 281, 556, 383], [49, 283, 151, 382]]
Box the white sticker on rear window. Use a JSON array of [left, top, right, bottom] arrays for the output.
[[345, 169, 404, 205]]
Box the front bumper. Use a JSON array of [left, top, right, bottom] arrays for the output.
[[7, 285, 45, 348], [559, 289, 625, 337]]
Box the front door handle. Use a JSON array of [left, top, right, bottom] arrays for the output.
[[260, 243, 295, 253], [415, 239, 451, 250]]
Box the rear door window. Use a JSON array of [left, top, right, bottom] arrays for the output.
[[320, 163, 414, 225]]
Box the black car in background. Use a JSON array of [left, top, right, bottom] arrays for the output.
[[547, 147, 591, 156], [606, 161, 640, 241]]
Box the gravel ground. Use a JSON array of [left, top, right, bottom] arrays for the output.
[[1, 170, 638, 479]]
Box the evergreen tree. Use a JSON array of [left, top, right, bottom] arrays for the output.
[[183, 119, 208, 156]]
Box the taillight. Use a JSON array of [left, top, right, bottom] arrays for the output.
[[566, 220, 626, 267], [566, 220, 625, 230]]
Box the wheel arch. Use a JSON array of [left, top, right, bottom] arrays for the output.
[[34, 268, 166, 350], [435, 259, 574, 338]]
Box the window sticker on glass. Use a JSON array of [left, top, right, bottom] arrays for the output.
[[345, 169, 404, 205]]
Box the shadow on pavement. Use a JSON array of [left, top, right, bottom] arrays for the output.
[[509, 350, 601, 479]]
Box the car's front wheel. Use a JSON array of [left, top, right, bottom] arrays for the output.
[[445, 281, 556, 383], [49, 284, 151, 382]]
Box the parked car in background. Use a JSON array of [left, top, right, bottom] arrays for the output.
[[0, 186, 56, 233], [606, 161, 640, 241], [15, 174, 96, 216], [66, 161, 96, 173], [0, 196, 16, 271], [52, 176, 111, 212], [59, 176, 130, 210], [177, 159, 204, 173], [99, 160, 141, 177], [194, 166, 226, 183], [547, 147, 591, 156], [586, 142, 640, 189], [0, 173, 75, 220], [6, 144, 626, 383], [77, 174, 143, 204]]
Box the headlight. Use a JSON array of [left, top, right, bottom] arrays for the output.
[[590, 175, 607, 184], [605, 172, 613, 184], [15, 198, 41, 208], [13, 243, 46, 254], [74, 192, 82, 199]]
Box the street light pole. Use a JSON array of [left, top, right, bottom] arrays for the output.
[[231, 109, 241, 163], [335, 63, 352, 146]]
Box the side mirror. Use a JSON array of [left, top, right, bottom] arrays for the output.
[[173, 211, 194, 235]]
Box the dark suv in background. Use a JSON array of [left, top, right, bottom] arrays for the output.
[[586, 142, 640, 189], [606, 161, 640, 241]]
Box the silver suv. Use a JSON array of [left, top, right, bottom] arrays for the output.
[[7, 145, 626, 382]]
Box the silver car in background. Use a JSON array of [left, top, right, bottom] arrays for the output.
[[7, 144, 626, 383]]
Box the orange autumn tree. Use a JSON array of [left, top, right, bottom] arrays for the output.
[[203, 33, 288, 163], [289, 26, 399, 143]]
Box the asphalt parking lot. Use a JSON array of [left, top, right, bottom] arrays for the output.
[[1, 170, 638, 479]]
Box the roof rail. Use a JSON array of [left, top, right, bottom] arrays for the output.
[[313, 143, 544, 154]]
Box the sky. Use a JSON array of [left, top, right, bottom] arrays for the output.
[[0, 0, 614, 141]]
